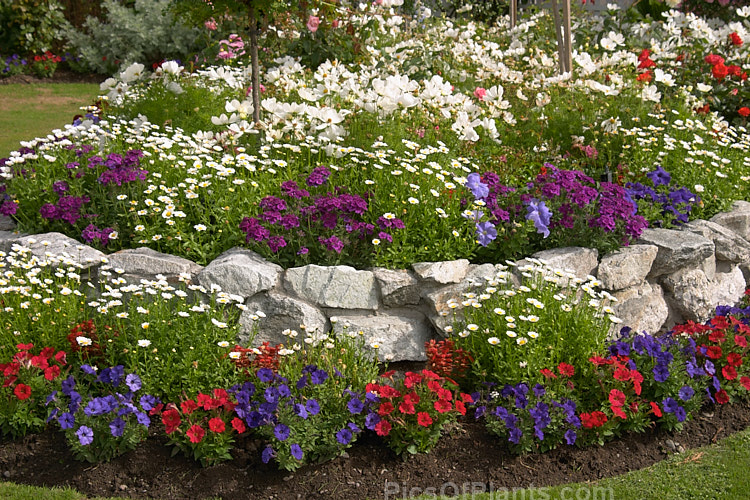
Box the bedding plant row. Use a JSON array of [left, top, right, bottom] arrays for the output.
[[2, 244, 750, 471], [0, 3, 748, 270], [0, 0, 749, 475]]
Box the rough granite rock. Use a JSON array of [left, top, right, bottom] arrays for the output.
[[412, 259, 470, 284], [0, 215, 15, 231], [709, 263, 747, 315], [330, 309, 433, 362], [283, 265, 379, 310], [105, 247, 203, 284], [372, 268, 421, 307], [682, 219, 750, 264], [637, 228, 715, 278], [597, 245, 658, 291], [240, 291, 329, 346], [612, 281, 669, 335], [197, 248, 282, 300], [661, 268, 714, 322], [710, 200, 750, 241], [530, 247, 599, 279]]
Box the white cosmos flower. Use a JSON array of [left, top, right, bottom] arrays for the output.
[[138, 339, 151, 348]]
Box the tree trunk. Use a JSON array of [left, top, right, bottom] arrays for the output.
[[249, 3, 261, 124]]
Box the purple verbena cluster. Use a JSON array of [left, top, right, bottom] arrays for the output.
[[240, 168, 402, 265]]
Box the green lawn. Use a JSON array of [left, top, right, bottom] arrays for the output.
[[0, 83, 100, 158]]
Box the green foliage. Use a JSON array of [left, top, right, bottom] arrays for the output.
[[0, 0, 69, 56], [451, 260, 615, 389], [61, 0, 201, 75]]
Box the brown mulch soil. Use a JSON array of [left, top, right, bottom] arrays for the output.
[[0, 69, 105, 86], [1, 400, 749, 500]]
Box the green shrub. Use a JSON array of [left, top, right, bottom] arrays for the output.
[[0, 0, 69, 55], [61, 0, 201, 75]]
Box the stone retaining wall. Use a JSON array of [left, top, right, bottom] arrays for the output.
[[2, 200, 749, 362]]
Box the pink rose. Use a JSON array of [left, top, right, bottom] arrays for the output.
[[473, 87, 487, 100], [307, 15, 320, 33]]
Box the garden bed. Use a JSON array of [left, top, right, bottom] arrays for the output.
[[1, 395, 749, 500]]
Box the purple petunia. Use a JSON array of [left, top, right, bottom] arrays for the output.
[[274, 423, 290, 441], [59, 412, 75, 429], [466, 173, 489, 200], [290, 443, 304, 461], [475, 221, 497, 247], [125, 373, 142, 392], [109, 417, 126, 437], [564, 429, 577, 445], [336, 428, 353, 445], [261, 446, 275, 464], [678, 386, 694, 402], [347, 398, 364, 414], [525, 198, 552, 238], [305, 399, 320, 416], [76, 425, 94, 446], [311, 369, 329, 385]]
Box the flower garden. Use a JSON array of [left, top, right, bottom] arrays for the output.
[[1, 0, 750, 498]]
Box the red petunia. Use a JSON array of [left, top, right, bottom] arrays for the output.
[[739, 107, 750, 118], [611, 405, 627, 420], [557, 362, 575, 377], [436, 388, 453, 401], [708, 329, 726, 343], [375, 420, 392, 437], [181, 399, 199, 415], [588, 355, 611, 367], [417, 412, 433, 427], [404, 392, 420, 405], [735, 335, 748, 348], [14, 383, 31, 400], [715, 389, 730, 405], [54, 351, 67, 365], [580, 411, 608, 429], [16, 343, 33, 351], [540, 368, 557, 379], [726, 352, 743, 367], [187, 424, 205, 443], [455, 400, 466, 416], [44, 365, 60, 381], [613, 366, 631, 381], [231, 417, 246, 434], [740, 376, 750, 391], [434, 399, 453, 414], [398, 401, 416, 415], [609, 389, 626, 407], [162, 408, 181, 434], [377, 402, 394, 416], [730, 32, 743, 46], [706, 345, 723, 359], [649, 401, 663, 418], [30, 355, 49, 370], [722, 365, 738, 381], [630, 370, 644, 396], [208, 417, 226, 433]]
